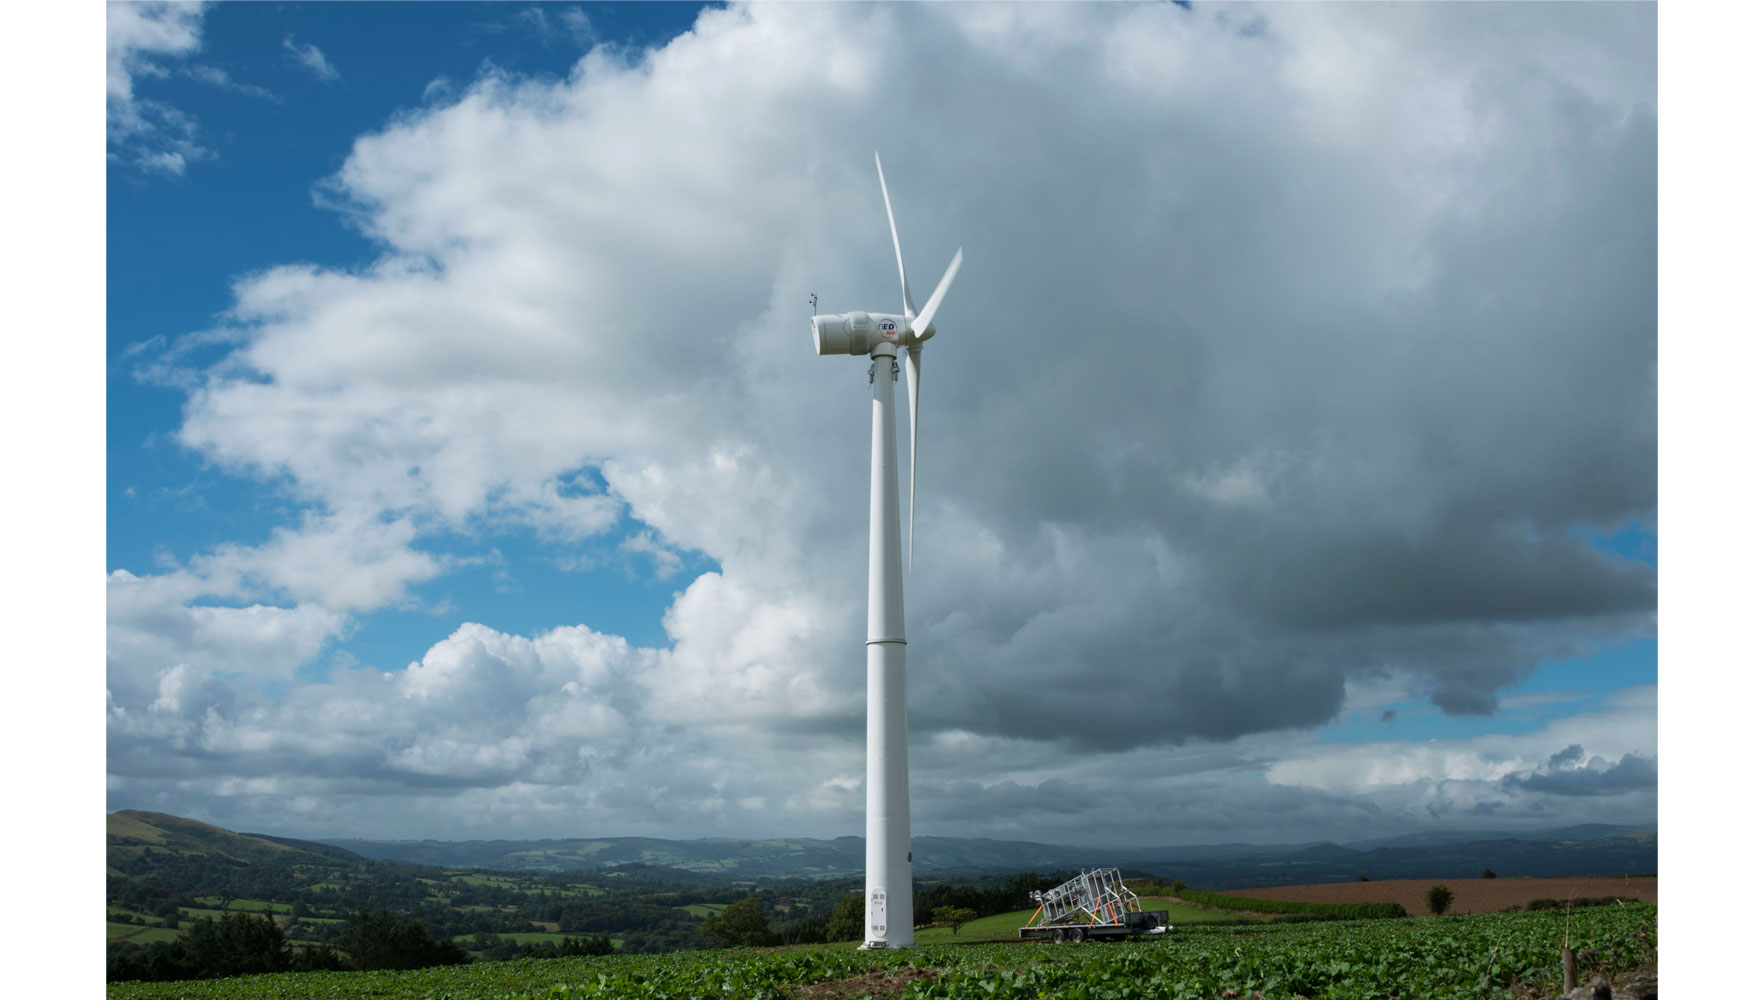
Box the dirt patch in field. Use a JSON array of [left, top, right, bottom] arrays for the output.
[[786, 966, 942, 999], [1501, 961, 1658, 1000], [1219, 876, 1655, 917]]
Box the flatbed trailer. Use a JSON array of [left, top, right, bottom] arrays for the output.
[[1017, 868, 1171, 942]]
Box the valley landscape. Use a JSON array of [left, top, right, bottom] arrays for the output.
[[107, 809, 1657, 997], [102, 2, 1661, 996]]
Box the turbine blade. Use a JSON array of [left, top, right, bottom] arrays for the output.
[[911, 248, 962, 341], [876, 151, 916, 318], [905, 345, 922, 573]]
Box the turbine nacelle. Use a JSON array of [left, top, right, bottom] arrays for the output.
[[810, 311, 933, 357]]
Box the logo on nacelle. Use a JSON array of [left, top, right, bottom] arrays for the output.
[[879, 320, 898, 338]]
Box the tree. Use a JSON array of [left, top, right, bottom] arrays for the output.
[[702, 897, 779, 948], [558, 935, 614, 957], [179, 911, 293, 977], [1425, 885, 1454, 916], [470, 930, 518, 962], [933, 906, 976, 935], [339, 908, 470, 970], [825, 893, 864, 942], [1480, 868, 1497, 879]]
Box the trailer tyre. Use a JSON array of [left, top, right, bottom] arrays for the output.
[[1070, 928, 1086, 943], [1051, 928, 1065, 943]]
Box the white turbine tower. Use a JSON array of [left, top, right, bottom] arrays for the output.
[[811, 153, 961, 949]]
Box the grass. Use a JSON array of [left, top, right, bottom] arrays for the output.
[[914, 908, 1034, 942], [680, 903, 729, 918], [1133, 895, 1257, 923], [191, 897, 285, 913], [451, 874, 521, 887], [107, 923, 181, 945], [453, 932, 576, 946], [449, 932, 626, 952]]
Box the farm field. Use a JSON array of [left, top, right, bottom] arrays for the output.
[[192, 896, 281, 912], [107, 924, 180, 945], [912, 896, 1237, 944], [452, 931, 626, 950], [1220, 875, 1656, 917], [108, 901, 1655, 1000]]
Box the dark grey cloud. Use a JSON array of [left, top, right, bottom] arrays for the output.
[[1502, 747, 1657, 797], [1549, 744, 1587, 769], [894, 0, 1655, 746]]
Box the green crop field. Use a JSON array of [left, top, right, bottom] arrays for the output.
[[680, 902, 729, 918], [107, 902, 1654, 1000]]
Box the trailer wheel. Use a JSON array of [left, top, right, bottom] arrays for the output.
[[1070, 928, 1087, 943], [1051, 928, 1065, 943]]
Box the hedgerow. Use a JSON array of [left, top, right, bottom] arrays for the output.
[[1526, 896, 1639, 911], [1168, 887, 1408, 919]]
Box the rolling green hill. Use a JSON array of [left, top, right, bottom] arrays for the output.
[[108, 810, 365, 868]]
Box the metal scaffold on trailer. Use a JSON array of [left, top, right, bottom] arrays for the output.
[[1018, 868, 1172, 943]]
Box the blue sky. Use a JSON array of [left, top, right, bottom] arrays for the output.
[[96, 1, 1665, 848], [110, 2, 720, 661]]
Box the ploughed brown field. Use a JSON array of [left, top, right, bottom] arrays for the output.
[[1219, 876, 1657, 917]]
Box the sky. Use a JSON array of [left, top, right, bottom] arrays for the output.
[[94, 0, 1669, 849]]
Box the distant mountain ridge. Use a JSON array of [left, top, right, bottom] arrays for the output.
[[317, 823, 1655, 887], [106, 809, 1652, 888], [107, 809, 365, 870]]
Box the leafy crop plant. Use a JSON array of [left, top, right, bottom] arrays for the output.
[[108, 902, 1656, 1000]]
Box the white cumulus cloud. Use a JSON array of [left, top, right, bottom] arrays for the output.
[[109, 1, 1657, 842]]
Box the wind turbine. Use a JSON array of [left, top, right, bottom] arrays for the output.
[[810, 153, 961, 949]]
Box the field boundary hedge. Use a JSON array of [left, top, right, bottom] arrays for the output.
[[1171, 888, 1407, 919]]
